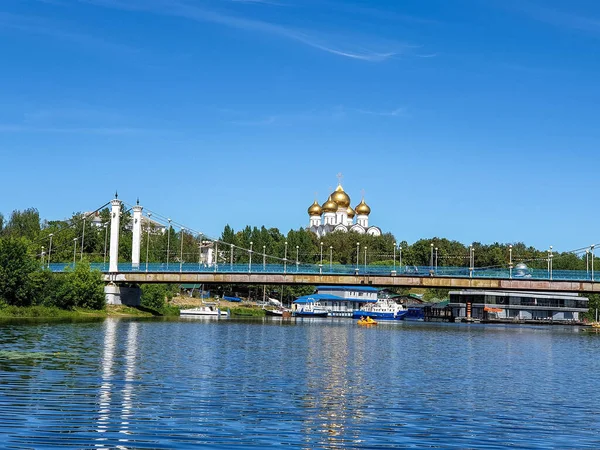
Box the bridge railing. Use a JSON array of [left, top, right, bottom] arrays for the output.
[[46, 263, 598, 282]]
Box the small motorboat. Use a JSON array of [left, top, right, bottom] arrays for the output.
[[264, 307, 290, 317], [293, 300, 329, 317], [180, 302, 228, 317], [357, 316, 378, 326]]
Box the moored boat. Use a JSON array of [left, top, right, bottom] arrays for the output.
[[352, 298, 406, 320], [180, 302, 228, 317], [264, 307, 291, 317], [292, 296, 329, 317]]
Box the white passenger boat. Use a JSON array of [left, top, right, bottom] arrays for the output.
[[180, 302, 229, 317], [352, 298, 406, 320]]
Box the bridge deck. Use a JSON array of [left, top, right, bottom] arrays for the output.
[[47, 263, 600, 292]]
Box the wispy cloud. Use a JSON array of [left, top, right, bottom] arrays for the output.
[[75, 0, 406, 61], [227, 0, 285, 5], [229, 116, 277, 126], [222, 104, 407, 126], [516, 3, 600, 36], [0, 11, 139, 54], [352, 107, 407, 117], [0, 124, 153, 135]]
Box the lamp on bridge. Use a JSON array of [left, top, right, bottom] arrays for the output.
[[392, 241, 397, 276], [48, 233, 54, 269], [355, 242, 360, 275], [591, 245, 595, 282], [319, 241, 323, 275], [179, 228, 185, 273], [248, 242, 253, 273], [284, 241, 288, 274], [73, 238, 78, 267], [296, 245, 299, 272], [509, 244, 513, 279], [430, 243, 434, 271], [399, 245, 402, 273], [586, 249, 590, 278], [166, 218, 172, 269]]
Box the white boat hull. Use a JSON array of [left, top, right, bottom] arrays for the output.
[[180, 307, 228, 317]]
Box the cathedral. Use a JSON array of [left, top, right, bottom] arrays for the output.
[[307, 183, 382, 237]]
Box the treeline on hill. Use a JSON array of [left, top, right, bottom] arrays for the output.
[[1, 207, 599, 317], [0, 238, 104, 310]]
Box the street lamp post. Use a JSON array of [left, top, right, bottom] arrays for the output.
[[399, 245, 402, 273], [355, 242, 360, 273], [48, 233, 53, 269], [230, 244, 234, 269], [430, 243, 434, 271], [509, 244, 513, 279], [284, 241, 288, 274], [586, 249, 590, 279], [80, 217, 86, 261], [263, 245, 266, 271], [319, 241, 323, 275], [329, 246, 333, 272], [146, 213, 152, 272], [435, 247, 438, 273], [592, 245, 595, 282], [41, 246, 45, 266], [103, 223, 108, 268], [296, 245, 299, 272], [73, 238, 77, 267], [179, 228, 185, 273], [249, 241, 253, 273], [166, 218, 172, 268], [214, 241, 218, 272], [364, 246, 367, 272], [549, 246, 553, 280], [469, 245, 473, 278], [145, 220, 151, 272], [392, 242, 397, 276]]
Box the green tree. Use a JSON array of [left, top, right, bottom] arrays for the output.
[[141, 284, 172, 310], [56, 262, 105, 310], [0, 237, 39, 306], [4, 208, 41, 240]]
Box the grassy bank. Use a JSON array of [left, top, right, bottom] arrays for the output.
[[0, 305, 106, 319], [0, 304, 182, 319], [229, 306, 266, 317]]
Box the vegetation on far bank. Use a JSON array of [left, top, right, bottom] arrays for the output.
[[1, 206, 600, 320]]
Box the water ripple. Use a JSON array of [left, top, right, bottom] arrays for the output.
[[1, 319, 600, 448]]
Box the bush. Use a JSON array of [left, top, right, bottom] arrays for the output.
[[0, 237, 38, 306], [141, 284, 170, 310], [56, 262, 105, 310]]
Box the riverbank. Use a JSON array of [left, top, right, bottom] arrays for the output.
[[0, 305, 177, 319], [0, 299, 268, 319]]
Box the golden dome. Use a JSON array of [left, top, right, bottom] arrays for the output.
[[347, 206, 355, 218], [307, 200, 322, 216], [355, 199, 371, 215], [322, 196, 338, 213], [330, 184, 351, 208]]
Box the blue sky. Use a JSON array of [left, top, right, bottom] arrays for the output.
[[1, 0, 599, 251]]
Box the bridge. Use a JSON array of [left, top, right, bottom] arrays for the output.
[[47, 262, 600, 294], [44, 195, 600, 304]]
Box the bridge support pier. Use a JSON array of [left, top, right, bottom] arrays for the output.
[[105, 284, 141, 306]]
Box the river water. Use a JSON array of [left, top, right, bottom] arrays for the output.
[[1, 318, 599, 449]]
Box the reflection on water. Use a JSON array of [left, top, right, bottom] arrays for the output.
[[0, 318, 600, 448]]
